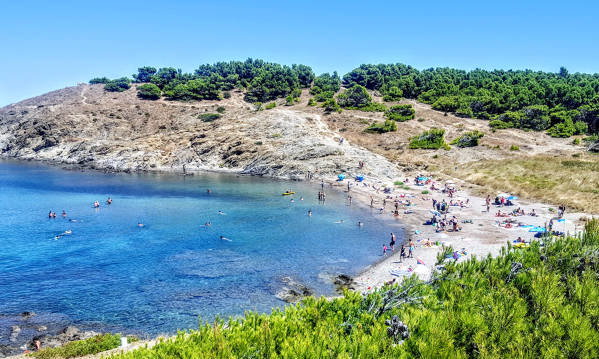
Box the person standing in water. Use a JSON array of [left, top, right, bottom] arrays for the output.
[[107, 197, 112, 205], [389, 233, 396, 251], [409, 240, 415, 258], [383, 244, 387, 256], [308, 209, 312, 216]]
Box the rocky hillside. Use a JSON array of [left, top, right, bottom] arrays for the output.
[[0, 84, 399, 181]]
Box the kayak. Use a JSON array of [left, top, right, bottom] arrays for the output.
[[282, 192, 296, 196]]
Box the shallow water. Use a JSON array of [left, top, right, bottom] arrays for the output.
[[0, 160, 403, 335]]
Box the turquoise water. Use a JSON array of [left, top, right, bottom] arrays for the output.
[[0, 160, 403, 335]]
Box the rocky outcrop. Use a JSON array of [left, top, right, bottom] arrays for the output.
[[589, 140, 599, 152], [0, 84, 400, 182], [275, 276, 314, 303]]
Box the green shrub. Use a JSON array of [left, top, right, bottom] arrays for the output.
[[104, 77, 131, 92], [382, 86, 403, 101], [285, 95, 294, 106], [307, 98, 316, 106], [254, 102, 263, 111], [366, 120, 397, 133], [417, 118, 425, 122], [255, 141, 262, 145], [198, 113, 221, 122], [216, 106, 226, 113], [573, 138, 581, 145], [322, 98, 341, 113], [265, 102, 276, 110], [314, 91, 335, 102], [136, 83, 161, 100], [450, 130, 484, 147], [223, 91, 231, 99], [421, 190, 429, 194], [337, 85, 372, 108], [385, 104, 415, 122], [489, 119, 513, 129], [89, 77, 110, 84], [393, 181, 403, 186], [510, 144, 520, 151], [409, 128, 449, 149], [30, 334, 137, 359]]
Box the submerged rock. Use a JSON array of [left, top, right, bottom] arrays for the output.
[[276, 276, 314, 303]]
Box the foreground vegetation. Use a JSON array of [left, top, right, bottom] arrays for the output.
[[446, 153, 599, 213], [107, 220, 599, 358], [30, 334, 137, 359]]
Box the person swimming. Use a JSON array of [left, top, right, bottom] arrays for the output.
[[334, 219, 344, 224], [358, 221, 363, 227], [61, 210, 67, 218], [218, 210, 225, 215], [300, 197, 303, 201], [220, 235, 231, 242], [205, 222, 211, 226], [290, 199, 294, 202], [63, 230, 72, 235], [54, 235, 60, 240], [308, 209, 312, 216], [207, 189, 211, 194], [93, 201, 100, 208], [48, 210, 53, 218], [137, 222, 144, 227], [107, 197, 112, 205]]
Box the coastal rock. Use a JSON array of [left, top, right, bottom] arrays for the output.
[[276, 276, 314, 303], [333, 274, 356, 292], [9, 325, 21, 342], [29, 326, 99, 351], [589, 140, 599, 152], [19, 311, 35, 319]]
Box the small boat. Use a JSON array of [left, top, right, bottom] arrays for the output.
[[282, 192, 296, 196]]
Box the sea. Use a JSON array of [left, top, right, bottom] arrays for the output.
[[0, 160, 403, 337]]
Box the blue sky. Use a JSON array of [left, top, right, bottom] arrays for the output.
[[1, 0, 598, 106]]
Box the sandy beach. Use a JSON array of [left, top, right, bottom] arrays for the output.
[[323, 173, 591, 292]]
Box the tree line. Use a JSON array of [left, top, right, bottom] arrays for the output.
[[90, 60, 599, 136]]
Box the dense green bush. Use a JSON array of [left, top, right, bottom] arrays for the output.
[[385, 104, 415, 122], [110, 220, 599, 359], [216, 106, 226, 114], [307, 98, 316, 106], [313, 90, 335, 102], [310, 72, 341, 95], [366, 119, 397, 133], [489, 119, 514, 129], [409, 128, 449, 149], [265, 102, 276, 110], [343, 63, 599, 134], [104, 77, 131, 92], [382, 86, 403, 101], [136, 83, 161, 100], [132, 66, 157, 83], [450, 130, 484, 147], [198, 113, 221, 122], [322, 98, 341, 113], [89, 77, 110, 84], [337, 85, 372, 108]]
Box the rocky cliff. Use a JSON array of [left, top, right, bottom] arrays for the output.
[[0, 84, 399, 181]]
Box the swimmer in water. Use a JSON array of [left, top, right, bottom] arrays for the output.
[[54, 235, 60, 240], [64, 230, 72, 235], [69, 219, 79, 222], [48, 210, 53, 218], [137, 222, 144, 227], [300, 197, 303, 201], [218, 211, 225, 215], [220, 235, 231, 241], [205, 222, 211, 226], [207, 189, 211, 194], [93, 201, 100, 208], [61, 210, 67, 218], [358, 221, 363, 227], [290, 199, 294, 202], [107, 197, 112, 205], [308, 209, 312, 216], [334, 219, 344, 224]]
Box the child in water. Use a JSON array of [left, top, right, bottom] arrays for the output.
[[383, 244, 388, 256]]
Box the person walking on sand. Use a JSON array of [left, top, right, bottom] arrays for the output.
[[399, 245, 406, 262], [370, 196, 374, 208], [389, 233, 396, 251], [409, 240, 415, 258]]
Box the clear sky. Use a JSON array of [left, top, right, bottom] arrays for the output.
[[1, 0, 598, 106]]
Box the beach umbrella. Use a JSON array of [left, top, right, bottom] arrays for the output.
[[337, 174, 345, 181]]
